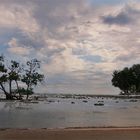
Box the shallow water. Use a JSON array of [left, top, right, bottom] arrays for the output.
[[0, 96, 140, 128]]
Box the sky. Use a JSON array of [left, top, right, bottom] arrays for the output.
[[1, 0, 140, 95]]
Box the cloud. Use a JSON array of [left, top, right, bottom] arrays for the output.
[[42, 48, 87, 75], [102, 2, 140, 25], [102, 12, 131, 25], [0, 2, 39, 39], [0, 0, 140, 94], [7, 38, 33, 56]]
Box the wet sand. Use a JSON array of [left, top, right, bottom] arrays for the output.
[[0, 127, 140, 140]]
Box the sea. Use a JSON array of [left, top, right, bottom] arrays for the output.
[[0, 94, 140, 128]]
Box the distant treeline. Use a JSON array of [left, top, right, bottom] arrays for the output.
[[112, 64, 140, 95]]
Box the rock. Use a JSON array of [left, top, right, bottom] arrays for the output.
[[71, 102, 75, 104], [83, 100, 88, 103], [94, 103, 104, 106]]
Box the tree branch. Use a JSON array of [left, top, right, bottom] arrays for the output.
[[0, 83, 8, 95], [0, 87, 3, 90]]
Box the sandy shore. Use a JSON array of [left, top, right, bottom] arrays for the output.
[[0, 127, 140, 140]]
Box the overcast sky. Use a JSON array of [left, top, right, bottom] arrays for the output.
[[1, 0, 140, 95]]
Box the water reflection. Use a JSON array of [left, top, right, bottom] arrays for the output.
[[1, 101, 32, 111], [0, 97, 140, 128]]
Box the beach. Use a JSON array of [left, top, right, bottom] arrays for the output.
[[0, 127, 140, 140], [0, 95, 140, 139]]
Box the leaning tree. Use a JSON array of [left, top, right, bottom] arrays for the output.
[[0, 55, 44, 100]]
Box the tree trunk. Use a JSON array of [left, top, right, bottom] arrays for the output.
[[0, 83, 15, 100], [26, 85, 30, 100], [26, 94, 29, 100], [15, 80, 22, 100], [0, 83, 8, 95], [9, 80, 12, 94], [6, 94, 14, 100]]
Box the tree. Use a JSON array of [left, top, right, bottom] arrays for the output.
[[130, 64, 140, 93], [8, 60, 22, 99], [112, 68, 132, 94], [21, 59, 44, 99], [112, 64, 140, 95], [0, 55, 9, 99], [0, 55, 45, 100]]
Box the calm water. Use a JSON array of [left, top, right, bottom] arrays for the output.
[[0, 96, 140, 128]]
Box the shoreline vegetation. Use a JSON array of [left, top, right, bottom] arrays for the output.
[[0, 55, 44, 100], [0, 127, 140, 140], [1, 54, 140, 101], [1, 55, 140, 101], [112, 64, 140, 95]]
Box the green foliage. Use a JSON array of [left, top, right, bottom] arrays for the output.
[[16, 87, 33, 95], [21, 59, 44, 99], [0, 74, 8, 83], [8, 61, 21, 80], [0, 55, 8, 84], [112, 64, 140, 95], [21, 59, 44, 91]]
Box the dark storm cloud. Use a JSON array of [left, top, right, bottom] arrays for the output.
[[102, 12, 131, 25], [101, 4, 140, 26]]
